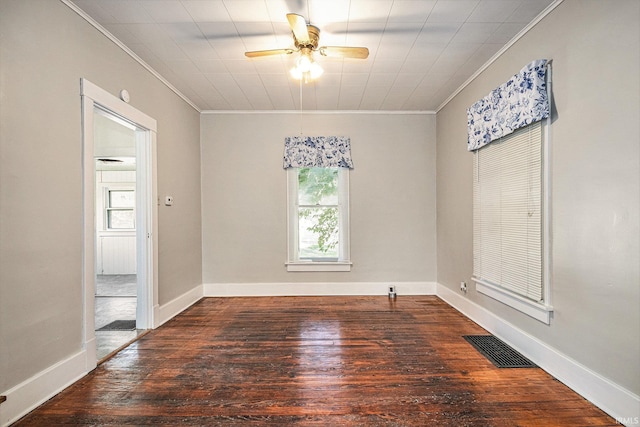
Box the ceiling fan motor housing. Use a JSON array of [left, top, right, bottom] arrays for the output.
[[293, 25, 320, 50]]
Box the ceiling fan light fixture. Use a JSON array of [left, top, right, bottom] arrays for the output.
[[290, 50, 323, 82], [309, 62, 323, 79], [296, 53, 313, 72], [245, 13, 366, 82], [290, 62, 323, 82]]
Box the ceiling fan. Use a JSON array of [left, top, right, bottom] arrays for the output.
[[245, 13, 369, 81]]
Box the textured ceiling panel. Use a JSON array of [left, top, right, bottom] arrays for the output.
[[70, 0, 555, 111]]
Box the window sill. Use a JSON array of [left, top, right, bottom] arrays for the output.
[[473, 277, 553, 324], [286, 262, 352, 272]]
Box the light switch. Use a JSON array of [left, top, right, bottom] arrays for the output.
[[164, 196, 173, 206]]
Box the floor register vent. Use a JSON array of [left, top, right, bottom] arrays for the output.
[[463, 335, 537, 368], [98, 319, 137, 331]]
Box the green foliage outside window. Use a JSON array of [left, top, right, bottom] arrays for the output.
[[298, 168, 339, 257]]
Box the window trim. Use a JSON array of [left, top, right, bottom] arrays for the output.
[[474, 278, 553, 324], [286, 167, 351, 272], [105, 188, 136, 230], [104, 186, 136, 231]]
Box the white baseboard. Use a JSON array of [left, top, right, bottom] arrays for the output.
[[436, 283, 640, 426], [0, 350, 88, 427], [84, 336, 97, 372], [4, 283, 635, 427], [154, 284, 203, 328], [0, 284, 206, 427], [203, 281, 437, 297]]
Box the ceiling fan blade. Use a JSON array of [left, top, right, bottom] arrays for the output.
[[245, 48, 295, 58], [286, 13, 310, 43], [319, 46, 369, 59]]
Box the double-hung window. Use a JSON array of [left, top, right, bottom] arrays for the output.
[[468, 59, 552, 324], [472, 122, 552, 322], [284, 136, 353, 272], [106, 188, 135, 230], [287, 167, 350, 271]]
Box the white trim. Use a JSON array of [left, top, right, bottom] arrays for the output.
[[0, 283, 205, 426], [61, 0, 199, 112], [542, 67, 553, 308], [286, 262, 352, 272], [203, 282, 437, 297], [338, 168, 351, 262], [4, 285, 636, 426], [62, 0, 562, 117], [473, 278, 553, 324], [200, 110, 436, 115], [82, 80, 156, 130], [84, 336, 97, 371], [436, 0, 564, 113], [154, 285, 204, 328], [80, 91, 97, 373], [287, 168, 351, 268], [0, 350, 87, 426], [436, 283, 640, 425], [135, 126, 157, 330], [81, 78, 158, 359], [286, 168, 298, 263]]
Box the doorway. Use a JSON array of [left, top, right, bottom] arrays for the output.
[[93, 108, 139, 359], [81, 79, 158, 368]]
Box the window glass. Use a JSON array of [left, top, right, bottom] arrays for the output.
[[299, 207, 339, 259], [298, 168, 338, 205], [108, 209, 135, 229], [109, 190, 135, 208], [297, 168, 339, 260], [106, 189, 135, 229]]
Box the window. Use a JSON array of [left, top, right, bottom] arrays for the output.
[[287, 167, 351, 272], [106, 189, 135, 229], [472, 121, 552, 323]]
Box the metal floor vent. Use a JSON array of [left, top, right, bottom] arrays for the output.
[[97, 320, 136, 331], [463, 335, 537, 368]]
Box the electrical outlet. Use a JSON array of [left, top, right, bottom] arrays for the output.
[[388, 285, 396, 298], [460, 281, 467, 293]]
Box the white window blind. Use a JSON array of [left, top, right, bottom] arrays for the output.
[[473, 121, 542, 302]]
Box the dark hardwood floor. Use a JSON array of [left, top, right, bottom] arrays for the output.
[[14, 296, 616, 426]]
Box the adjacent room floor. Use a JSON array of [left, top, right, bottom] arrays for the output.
[[16, 296, 616, 426], [94, 274, 144, 361]]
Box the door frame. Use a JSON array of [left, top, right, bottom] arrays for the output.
[[80, 78, 158, 369]]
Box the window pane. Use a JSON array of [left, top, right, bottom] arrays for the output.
[[298, 168, 338, 206], [299, 207, 338, 259], [108, 209, 135, 229], [109, 190, 135, 208]]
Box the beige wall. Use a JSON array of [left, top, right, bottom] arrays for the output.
[[2, 0, 638, 417], [201, 113, 437, 286], [436, 0, 639, 394], [0, 0, 202, 392]]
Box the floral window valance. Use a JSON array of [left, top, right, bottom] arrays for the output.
[[283, 136, 354, 169], [467, 59, 549, 151]]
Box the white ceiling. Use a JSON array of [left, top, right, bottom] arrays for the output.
[[70, 0, 555, 112]]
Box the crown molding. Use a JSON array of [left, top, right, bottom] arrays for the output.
[[62, 0, 563, 116], [436, 0, 564, 113], [200, 110, 436, 115], [60, 0, 201, 113]]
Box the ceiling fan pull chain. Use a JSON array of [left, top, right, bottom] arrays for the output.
[[299, 77, 303, 135]]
